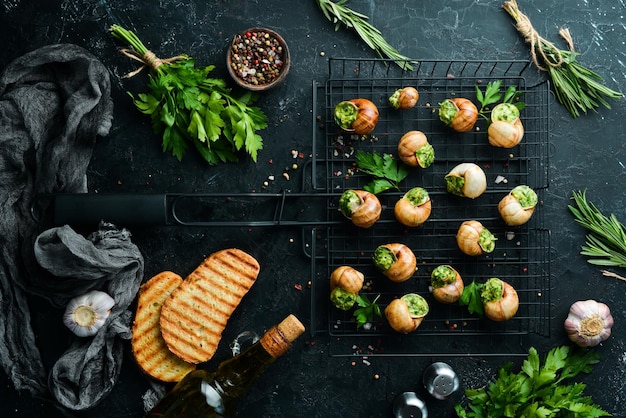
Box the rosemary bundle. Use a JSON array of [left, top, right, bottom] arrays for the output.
[[503, 0, 622, 118], [569, 190, 626, 268], [315, 0, 415, 71]]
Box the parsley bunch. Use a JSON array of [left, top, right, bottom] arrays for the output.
[[110, 25, 267, 165], [455, 345, 610, 417]]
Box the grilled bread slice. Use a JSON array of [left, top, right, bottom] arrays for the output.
[[131, 271, 196, 382], [160, 248, 260, 364]]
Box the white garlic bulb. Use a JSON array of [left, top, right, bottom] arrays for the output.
[[564, 299, 614, 347], [63, 290, 115, 337]]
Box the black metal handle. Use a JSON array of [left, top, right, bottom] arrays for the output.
[[52, 193, 169, 226]]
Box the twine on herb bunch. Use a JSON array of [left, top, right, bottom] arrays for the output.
[[502, 0, 622, 118], [503, 0, 570, 71], [119, 48, 186, 78]]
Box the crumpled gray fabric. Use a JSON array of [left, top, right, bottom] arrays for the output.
[[35, 223, 144, 410], [0, 43, 133, 411]]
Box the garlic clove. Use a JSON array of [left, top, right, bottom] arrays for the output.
[[64, 290, 115, 337]]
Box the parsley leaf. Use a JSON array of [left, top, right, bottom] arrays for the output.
[[355, 150, 409, 193], [475, 80, 526, 119], [353, 294, 381, 328], [476, 80, 503, 112], [458, 280, 484, 317]]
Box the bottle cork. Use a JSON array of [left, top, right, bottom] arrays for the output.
[[260, 314, 305, 357]]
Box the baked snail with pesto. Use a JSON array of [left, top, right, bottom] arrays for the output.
[[498, 185, 538, 226], [389, 86, 419, 110], [430, 265, 464, 304], [456, 220, 496, 256], [488, 103, 525, 148], [334, 98, 379, 135], [438, 97, 479, 132], [384, 293, 429, 333], [394, 187, 432, 227], [481, 278, 519, 321], [397, 130, 435, 168], [338, 189, 382, 228], [445, 163, 487, 199], [329, 266, 365, 311], [372, 243, 417, 283]]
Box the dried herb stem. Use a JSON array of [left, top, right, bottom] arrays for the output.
[[569, 189, 626, 268], [315, 0, 415, 71], [502, 0, 622, 118]]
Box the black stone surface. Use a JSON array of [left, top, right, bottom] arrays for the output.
[[2, 1, 625, 417]]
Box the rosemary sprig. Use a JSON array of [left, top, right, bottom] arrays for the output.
[[502, 0, 622, 118], [315, 0, 415, 71], [568, 189, 626, 268]]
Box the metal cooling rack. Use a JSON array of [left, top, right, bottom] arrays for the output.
[[309, 58, 552, 357]]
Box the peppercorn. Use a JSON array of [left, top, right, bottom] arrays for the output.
[[230, 30, 285, 86]]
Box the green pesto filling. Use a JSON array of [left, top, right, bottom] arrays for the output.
[[401, 293, 429, 317], [338, 190, 360, 218], [372, 246, 396, 272], [481, 278, 504, 303], [479, 227, 497, 253], [491, 102, 520, 123], [431, 265, 456, 288], [404, 187, 430, 206], [511, 185, 538, 209], [330, 287, 357, 311], [438, 99, 458, 126], [416, 143, 435, 168], [389, 89, 402, 109], [334, 101, 358, 130], [445, 174, 465, 196]]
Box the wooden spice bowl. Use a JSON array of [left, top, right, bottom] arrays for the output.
[[226, 27, 290, 91]]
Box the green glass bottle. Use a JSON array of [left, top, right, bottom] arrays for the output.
[[146, 314, 305, 418]]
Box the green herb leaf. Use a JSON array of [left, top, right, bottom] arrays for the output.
[[110, 24, 267, 165], [478, 80, 503, 109], [503, 2, 622, 118], [458, 280, 484, 317], [355, 150, 409, 193], [315, 0, 415, 71], [569, 189, 626, 268], [353, 294, 381, 328], [455, 345, 609, 417], [475, 80, 526, 117]]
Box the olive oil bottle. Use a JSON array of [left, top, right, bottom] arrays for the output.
[[146, 314, 305, 418]]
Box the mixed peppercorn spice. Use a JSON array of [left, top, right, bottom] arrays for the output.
[[230, 30, 285, 86]]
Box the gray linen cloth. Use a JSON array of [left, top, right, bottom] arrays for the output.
[[0, 43, 144, 411], [35, 223, 144, 410]]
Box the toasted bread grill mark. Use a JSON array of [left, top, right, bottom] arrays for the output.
[[132, 271, 196, 382], [160, 249, 260, 364]]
